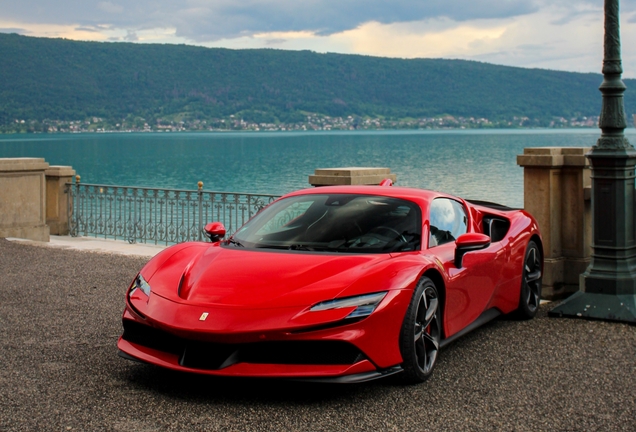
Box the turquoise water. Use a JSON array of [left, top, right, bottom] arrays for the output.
[[1, 129, 635, 208]]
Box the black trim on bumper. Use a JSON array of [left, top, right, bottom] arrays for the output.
[[118, 348, 402, 384], [294, 366, 404, 384], [118, 349, 146, 364], [121, 319, 367, 370]]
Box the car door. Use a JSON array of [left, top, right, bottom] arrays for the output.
[[428, 198, 503, 337]]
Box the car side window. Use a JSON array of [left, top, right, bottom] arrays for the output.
[[429, 198, 468, 247]]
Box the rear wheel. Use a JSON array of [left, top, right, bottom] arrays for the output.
[[512, 240, 542, 319], [399, 276, 442, 384]]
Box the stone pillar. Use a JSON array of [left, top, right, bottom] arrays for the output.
[[517, 147, 592, 299], [309, 167, 397, 186], [45, 166, 76, 235], [0, 158, 50, 241]]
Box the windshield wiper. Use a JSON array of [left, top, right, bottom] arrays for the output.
[[288, 244, 314, 251], [253, 244, 321, 251], [248, 243, 327, 251], [226, 238, 244, 247]]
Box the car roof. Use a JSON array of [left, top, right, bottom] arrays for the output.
[[283, 185, 456, 205]]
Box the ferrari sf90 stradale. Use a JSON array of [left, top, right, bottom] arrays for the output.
[[118, 183, 542, 383]]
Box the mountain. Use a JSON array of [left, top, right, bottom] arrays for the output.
[[1, 32, 634, 128]]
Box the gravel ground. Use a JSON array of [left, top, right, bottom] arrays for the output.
[[0, 238, 635, 432]]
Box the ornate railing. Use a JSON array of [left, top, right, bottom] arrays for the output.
[[66, 182, 279, 245]]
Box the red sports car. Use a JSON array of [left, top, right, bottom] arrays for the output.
[[118, 184, 543, 383]]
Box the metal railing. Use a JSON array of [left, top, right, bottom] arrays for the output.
[[66, 182, 279, 245]]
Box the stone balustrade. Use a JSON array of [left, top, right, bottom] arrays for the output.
[[309, 167, 396, 186], [517, 147, 592, 299], [0, 158, 75, 241], [0, 158, 50, 241], [45, 165, 76, 235]]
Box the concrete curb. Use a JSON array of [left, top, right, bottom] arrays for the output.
[[5, 235, 167, 258]]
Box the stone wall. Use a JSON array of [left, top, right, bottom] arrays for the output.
[[45, 166, 76, 235], [309, 167, 397, 186], [0, 158, 75, 241], [0, 158, 50, 241]]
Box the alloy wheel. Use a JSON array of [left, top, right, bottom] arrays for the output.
[[413, 286, 441, 375], [523, 245, 542, 313]]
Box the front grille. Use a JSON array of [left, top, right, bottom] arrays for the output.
[[240, 341, 364, 365], [123, 320, 184, 355], [122, 320, 366, 370]]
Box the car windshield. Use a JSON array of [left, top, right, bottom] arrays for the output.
[[229, 194, 421, 253]]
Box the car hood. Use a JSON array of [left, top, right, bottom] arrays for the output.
[[147, 245, 396, 308]]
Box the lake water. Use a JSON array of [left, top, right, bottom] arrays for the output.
[[1, 129, 635, 208]]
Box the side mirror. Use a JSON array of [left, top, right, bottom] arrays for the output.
[[454, 233, 491, 268], [204, 222, 226, 242]]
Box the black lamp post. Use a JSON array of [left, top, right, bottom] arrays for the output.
[[550, 0, 636, 323]]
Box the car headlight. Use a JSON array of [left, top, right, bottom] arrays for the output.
[[310, 292, 387, 319], [130, 274, 152, 297]]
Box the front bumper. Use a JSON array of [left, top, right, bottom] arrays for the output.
[[117, 288, 412, 380]]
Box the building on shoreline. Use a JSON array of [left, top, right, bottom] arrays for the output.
[[2, 114, 604, 134]]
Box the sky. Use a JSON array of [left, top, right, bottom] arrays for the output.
[[2, 0, 636, 78]]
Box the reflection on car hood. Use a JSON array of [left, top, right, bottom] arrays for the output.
[[155, 246, 393, 308]]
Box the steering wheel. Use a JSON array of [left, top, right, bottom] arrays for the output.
[[368, 226, 407, 243]]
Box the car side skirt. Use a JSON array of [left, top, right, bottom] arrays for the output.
[[439, 308, 501, 349]]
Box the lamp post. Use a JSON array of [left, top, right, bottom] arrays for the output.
[[550, 0, 636, 323]]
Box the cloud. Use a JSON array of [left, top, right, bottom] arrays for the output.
[[2, 0, 540, 42], [169, 0, 541, 41], [3, 0, 636, 45], [75, 26, 101, 33], [98, 1, 124, 14], [324, 19, 509, 59], [0, 27, 28, 34], [264, 38, 287, 46], [124, 30, 138, 41]]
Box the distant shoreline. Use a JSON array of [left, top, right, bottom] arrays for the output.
[[4, 127, 636, 140], [1, 113, 609, 134], [2, 123, 620, 135]]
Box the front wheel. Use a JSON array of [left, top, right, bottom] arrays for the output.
[[398, 276, 442, 384], [511, 240, 542, 320]]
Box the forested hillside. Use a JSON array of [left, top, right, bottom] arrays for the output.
[[1, 32, 634, 130]]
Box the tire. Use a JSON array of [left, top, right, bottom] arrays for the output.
[[511, 240, 542, 320], [398, 276, 442, 384]]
